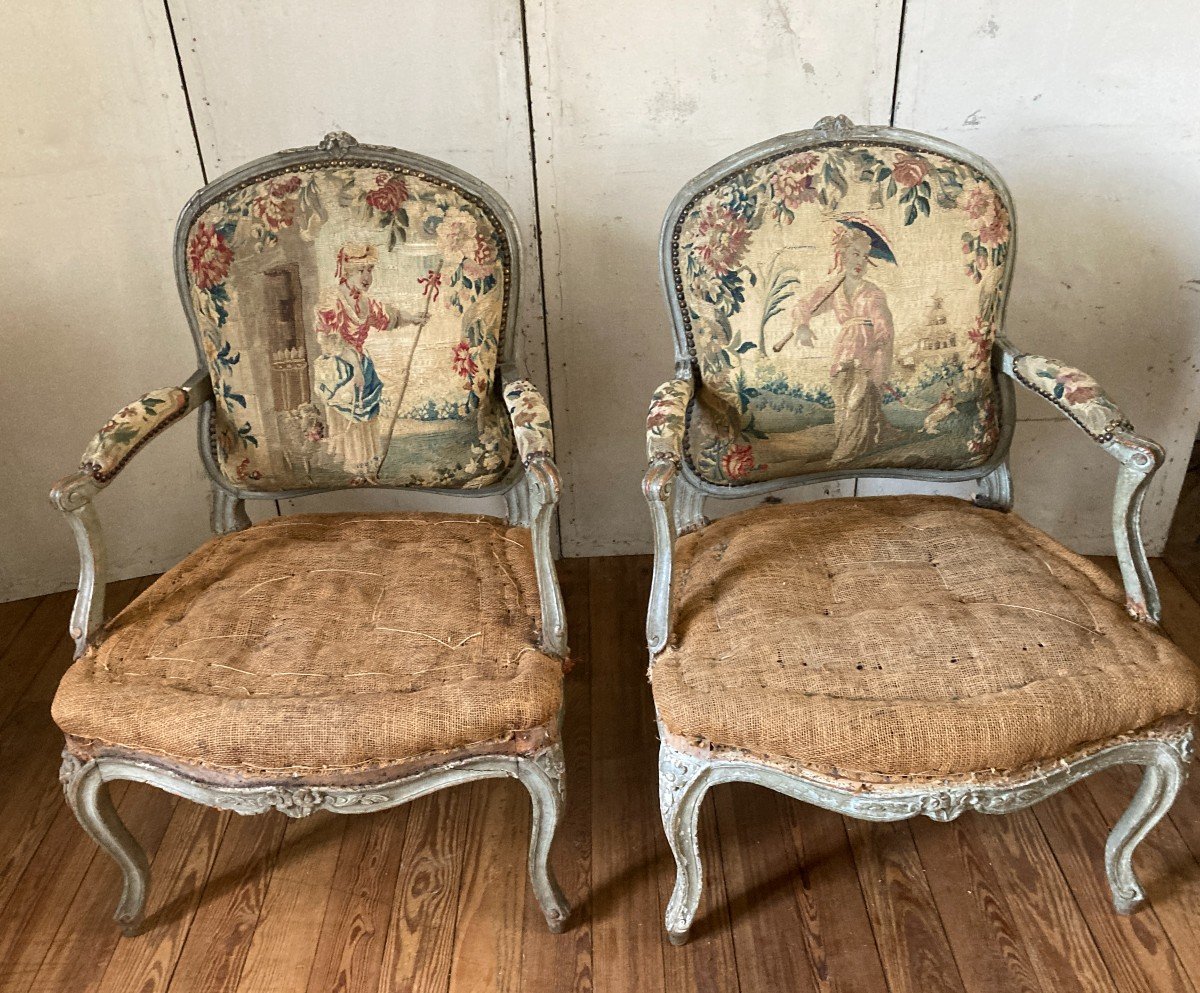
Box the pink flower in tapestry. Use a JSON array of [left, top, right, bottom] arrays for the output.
[[694, 204, 749, 276], [892, 152, 930, 189]]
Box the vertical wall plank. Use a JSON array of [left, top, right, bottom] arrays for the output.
[[523, 0, 904, 555], [0, 1, 210, 600], [884, 0, 1200, 553]]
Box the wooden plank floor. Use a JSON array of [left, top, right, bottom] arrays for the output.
[[2, 555, 1200, 993]]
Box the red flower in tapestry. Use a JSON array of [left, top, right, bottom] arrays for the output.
[[451, 341, 478, 380], [250, 175, 301, 232], [365, 172, 408, 214], [187, 221, 233, 290], [720, 443, 757, 480]]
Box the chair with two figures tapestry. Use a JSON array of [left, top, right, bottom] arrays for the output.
[[49, 133, 570, 934], [644, 115, 1200, 943]]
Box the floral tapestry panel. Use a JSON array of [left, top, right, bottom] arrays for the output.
[[646, 378, 692, 461], [184, 167, 514, 490], [671, 143, 1011, 485], [80, 387, 189, 483], [1011, 352, 1133, 440], [502, 380, 554, 463]]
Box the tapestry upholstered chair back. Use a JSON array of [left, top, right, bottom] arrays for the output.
[[179, 132, 519, 492], [660, 116, 1014, 486]]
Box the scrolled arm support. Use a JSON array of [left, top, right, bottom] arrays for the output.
[[1106, 431, 1164, 623], [49, 371, 213, 657], [501, 377, 566, 657], [526, 455, 567, 657], [999, 339, 1163, 622], [645, 378, 694, 655], [645, 455, 679, 655]]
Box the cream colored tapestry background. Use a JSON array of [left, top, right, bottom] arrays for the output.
[[2, 0, 1199, 599]]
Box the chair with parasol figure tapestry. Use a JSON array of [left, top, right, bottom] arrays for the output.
[[49, 132, 570, 935], [644, 115, 1200, 943]]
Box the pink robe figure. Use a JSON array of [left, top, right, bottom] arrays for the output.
[[793, 275, 895, 464]]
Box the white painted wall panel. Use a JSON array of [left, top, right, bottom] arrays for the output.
[[524, 0, 903, 555], [170, 0, 543, 523], [0, 1, 210, 601], [888, 0, 1200, 553]]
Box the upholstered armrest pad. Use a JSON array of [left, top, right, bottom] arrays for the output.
[[503, 379, 554, 463], [646, 378, 693, 462], [1009, 351, 1134, 442], [79, 387, 191, 483]]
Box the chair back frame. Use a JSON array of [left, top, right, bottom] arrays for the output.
[[658, 115, 1018, 511], [174, 132, 528, 504]]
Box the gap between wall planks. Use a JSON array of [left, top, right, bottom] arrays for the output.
[[2, 556, 1200, 993]]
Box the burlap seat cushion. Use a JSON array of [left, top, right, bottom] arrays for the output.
[[53, 512, 563, 774], [651, 496, 1200, 778]]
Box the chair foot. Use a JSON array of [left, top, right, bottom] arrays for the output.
[[60, 750, 150, 934], [1105, 742, 1187, 914], [517, 744, 571, 932], [659, 742, 712, 943]]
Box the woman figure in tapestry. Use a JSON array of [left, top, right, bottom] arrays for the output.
[[313, 243, 426, 479], [774, 217, 898, 465]]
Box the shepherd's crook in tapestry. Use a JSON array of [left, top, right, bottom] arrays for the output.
[[185, 166, 514, 490], [673, 143, 1011, 484]]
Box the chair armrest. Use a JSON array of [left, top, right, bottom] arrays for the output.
[[502, 378, 554, 463], [999, 339, 1164, 622], [500, 376, 566, 656], [644, 378, 694, 655], [646, 378, 692, 463], [49, 371, 213, 657], [1003, 345, 1134, 443]]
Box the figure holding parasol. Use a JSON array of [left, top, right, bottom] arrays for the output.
[[773, 215, 899, 464]]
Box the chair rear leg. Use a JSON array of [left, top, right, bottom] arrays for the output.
[[61, 750, 150, 935], [517, 744, 570, 932], [1105, 743, 1187, 914]]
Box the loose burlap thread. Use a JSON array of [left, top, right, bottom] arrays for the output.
[[651, 496, 1200, 777], [52, 512, 563, 773]]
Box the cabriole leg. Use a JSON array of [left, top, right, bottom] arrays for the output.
[[60, 750, 149, 935], [1105, 744, 1187, 913], [516, 743, 570, 932], [659, 742, 712, 945]]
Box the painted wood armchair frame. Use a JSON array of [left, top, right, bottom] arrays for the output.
[[644, 116, 1192, 944], [50, 133, 569, 936]]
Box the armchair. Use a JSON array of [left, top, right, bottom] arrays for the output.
[[644, 116, 1199, 944], [50, 132, 570, 935]]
